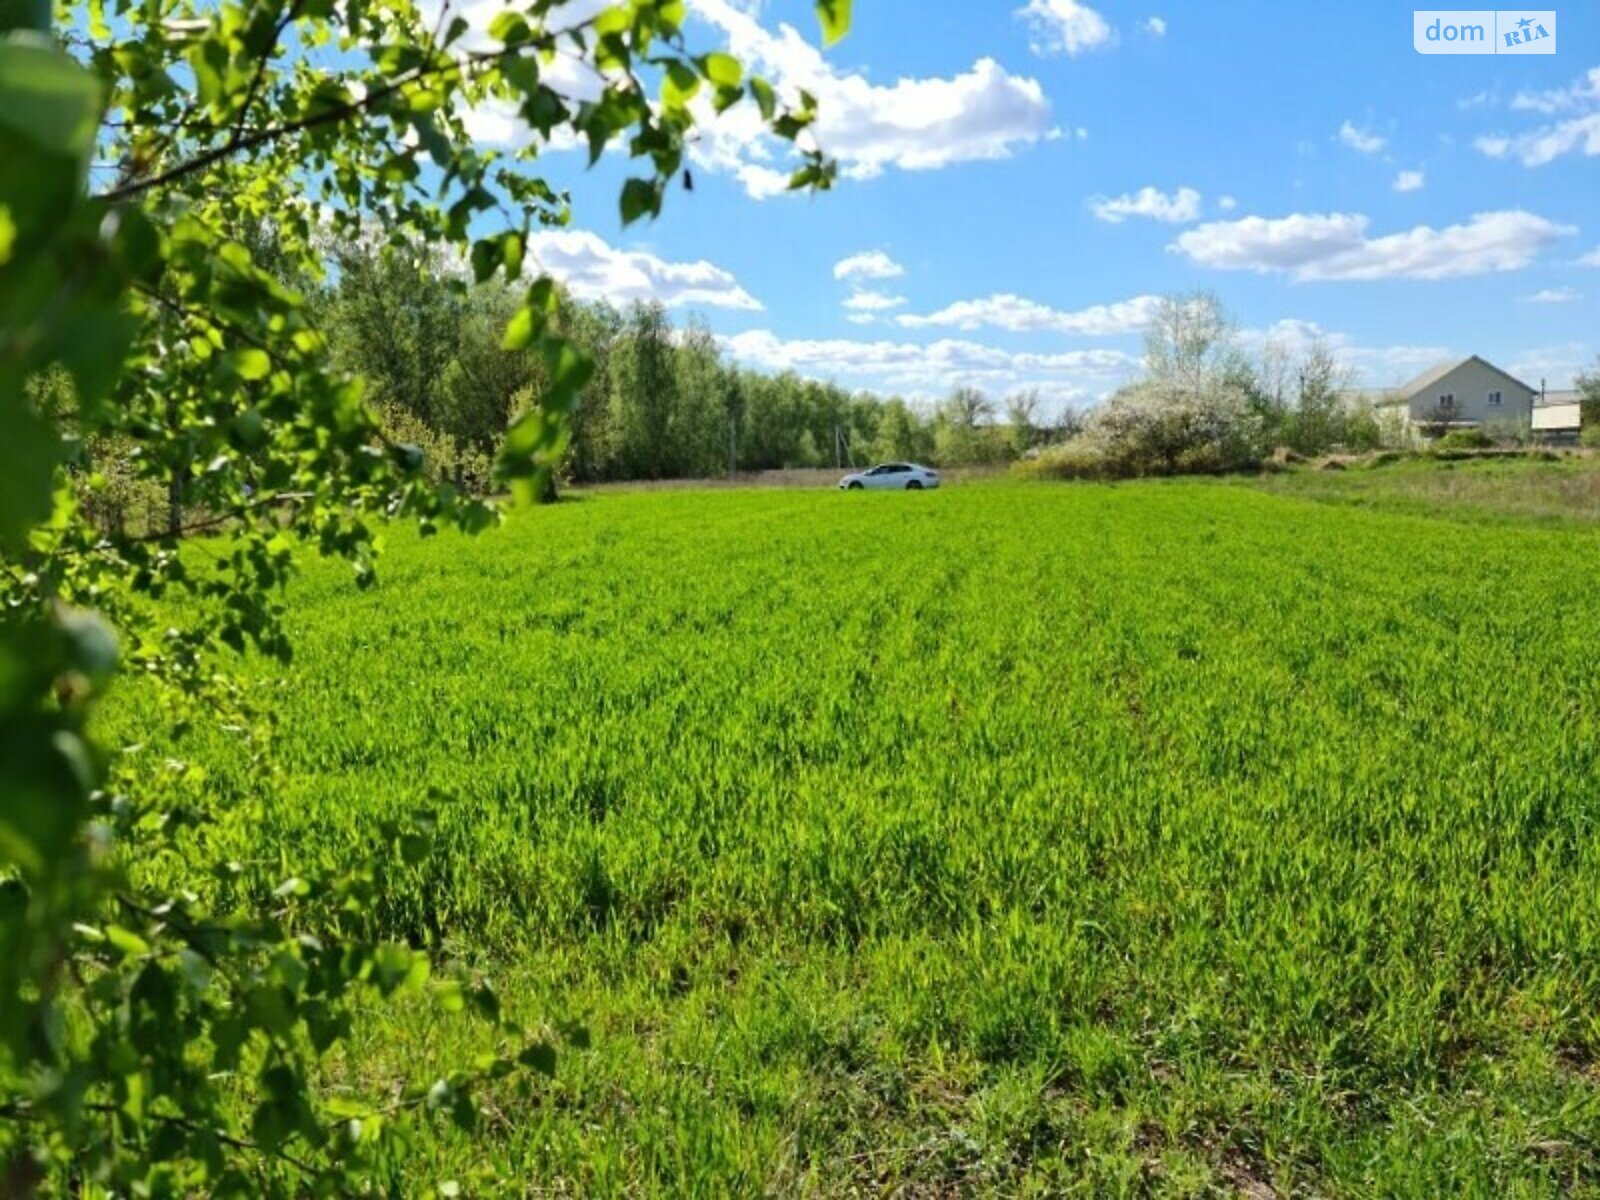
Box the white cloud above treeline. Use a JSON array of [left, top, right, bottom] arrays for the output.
[[1338, 120, 1387, 154], [896, 293, 1162, 335], [723, 319, 1483, 402], [1242, 318, 1456, 385], [842, 290, 907, 312], [1089, 186, 1202, 224], [1511, 66, 1600, 114], [528, 230, 761, 310], [1017, 0, 1115, 56], [1477, 65, 1600, 166], [441, 0, 1058, 197], [1170, 209, 1573, 281], [720, 328, 1137, 402], [834, 251, 905, 282], [429, 0, 609, 145], [1521, 287, 1581, 304], [1508, 343, 1591, 391], [685, 0, 1056, 198]]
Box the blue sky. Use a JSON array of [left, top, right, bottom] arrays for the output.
[[487, 1, 1598, 406]]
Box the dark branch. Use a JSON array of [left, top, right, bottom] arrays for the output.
[[120, 492, 313, 545], [0, 1101, 320, 1177], [134, 280, 275, 355], [98, 21, 598, 204], [231, 0, 302, 149]]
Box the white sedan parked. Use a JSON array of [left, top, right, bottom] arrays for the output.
[[838, 462, 941, 491]]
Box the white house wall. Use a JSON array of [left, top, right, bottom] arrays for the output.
[[1405, 359, 1534, 427]]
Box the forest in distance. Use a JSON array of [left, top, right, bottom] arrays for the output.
[[268, 237, 1418, 492], [315, 239, 1060, 487]]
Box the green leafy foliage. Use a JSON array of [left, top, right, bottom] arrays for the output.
[[814, 0, 853, 47], [0, 0, 851, 1190], [1577, 357, 1600, 432]]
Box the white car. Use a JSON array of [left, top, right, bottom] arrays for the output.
[[839, 462, 941, 491]]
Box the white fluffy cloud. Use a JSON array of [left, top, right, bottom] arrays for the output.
[[1242, 319, 1456, 387], [686, 0, 1055, 197], [834, 251, 905, 282], [895, 293, 1163, 336], [1338, 120, 1387, 154], [1392, 170, 1425, 192], [427, 0, 608, 146], [1579, 246, 1600, 267], [1170, 210, 1573, 281], [842, 290, 907, 312], [528, 230, 761, 310], [1476, 116, 1600, 167], [1143, 16, 1167, 37], [1508, 343, 1591, 391], [423, 0, 609, 49], [1522, 287, 1582, 304], [1017, 0, 1115, 56], [445, 0, 1056, 193], [719, 329, 1136, 400], [1089, 186, 1202, 224], [1478, 66, 1600, 166], [1511, 66, 1600, 114]]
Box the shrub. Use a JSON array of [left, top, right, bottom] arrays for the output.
[[1014, 378, 1268, 483], [1341, 406, 1385, 452], [1088, 378, 1265, 476], [1434, 428, 1494, 451], [381, 402, 498, 494], [1015, 439, 1115, 480], [1373, 406, 1420, 450]]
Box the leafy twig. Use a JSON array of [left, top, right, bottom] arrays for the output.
[[100, 22, 599, 204]]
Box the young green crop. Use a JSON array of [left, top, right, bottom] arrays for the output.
[[105, 478, 1600, 1194]]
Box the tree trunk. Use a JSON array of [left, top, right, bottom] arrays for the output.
[[166, 471, 182, 537]]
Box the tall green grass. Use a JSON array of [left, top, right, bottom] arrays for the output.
[[1260, 454, 1600, 526], [108, 479, 1600, 1194]]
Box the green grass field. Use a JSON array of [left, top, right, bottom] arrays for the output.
[[1259, 453, 1600, 527], [110, 474, 1600, 1195]]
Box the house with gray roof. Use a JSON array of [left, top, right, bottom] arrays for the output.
[[1368, 356, 1536, 434]]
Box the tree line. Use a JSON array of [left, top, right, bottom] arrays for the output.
[[58, 245, 1490, 540], [314, 252, 1440, 494], [312, 239, 1080, 493]]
